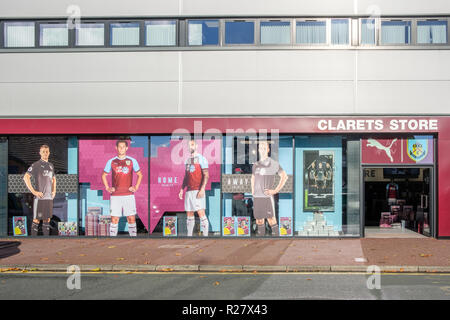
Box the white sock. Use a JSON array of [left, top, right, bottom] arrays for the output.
[[187, 217, 195, 236], [110, 223, 118, 237], [200, 216, 209, 237], [128, 223, 137, 237]]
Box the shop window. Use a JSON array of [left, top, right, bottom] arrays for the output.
[[4, 22, 35, 48], [296, 20, 327, 44], [188, 20, 220, 46], [0, 138, 7, 236], [145, 20, 177, 46], [78, 136, 149, 237], [39, 23, 69, 47], [110, 22, 140, 46], [76, 23, 105, 46], [224, 20, 255, 45], [331, 19, 349, 45], [8, 136, 78, 237], [260, 20, 291, 45], [150, 135, 222, 237], [222, 135, 293, 237], [417, 20, 447, 44], [380, 20, 411, 45]]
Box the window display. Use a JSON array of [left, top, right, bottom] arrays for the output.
[[222, 136, 293, 237], [150, 136, 221, 237], [79, 136, 148, 236], [8, 136, 78, 236]]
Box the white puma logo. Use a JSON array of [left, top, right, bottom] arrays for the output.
[[366, 139, 397, 162]]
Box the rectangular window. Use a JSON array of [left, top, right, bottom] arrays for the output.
[[39, 23, 68, 47], [296, 20, 327, 44], [145, 20, 176, 46], [331, 19, 349, 45], [417, 20, 447, 44], [4, 22, 35, 48], [260, 21, 291, 45], [225, 21, 255, 45], [380, 20, 411, 44], [361, 19, 376, 45], [76, 23, 105, 46], [188, 20, 219, 46], [110, 22, 140, 46]]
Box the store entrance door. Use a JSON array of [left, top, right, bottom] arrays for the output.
[[363, 167, 433, 238]]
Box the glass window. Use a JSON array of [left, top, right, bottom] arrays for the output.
[[40, 23, 68, 47], [188, 20, 219, 46], [381, 20, 411, 44], [417, 20, 447, 44], [110, 22, 140, 46], [331, 19, 349, 45], [150, 136, 222, 237], [145, 20, 176, 46], [4, 22, 35, 48], [225, 21, 255, 45], [79, 136, 149, 237], [0, 138, 7, 237], [76, 23, 105, 46], [296, 20, 327, 44], [8, 137, 78, 237], [260, 21, 291, 45], [361, 19, 376, 45], [222, 135, 293, 237]]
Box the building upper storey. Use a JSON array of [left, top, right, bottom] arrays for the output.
[[1, 0, 450, 18]]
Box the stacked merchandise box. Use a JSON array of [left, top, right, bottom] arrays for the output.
[[98, 215, 111, 237], [86, 207, 102, 236]]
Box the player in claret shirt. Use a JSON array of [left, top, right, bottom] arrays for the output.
[[102, 140, 143, 237], [178, 139, 210, 237]]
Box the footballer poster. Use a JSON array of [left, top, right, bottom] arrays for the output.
[[303, 150, 335, 212], [237, 217, 250, 236], [13, 216, 27, 236], [223, 217, 235, 236], [163, 216, 177, 236], [279, 217, 292, 236]]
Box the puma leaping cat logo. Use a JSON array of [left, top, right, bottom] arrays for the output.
[[366, 139, 397, 162]]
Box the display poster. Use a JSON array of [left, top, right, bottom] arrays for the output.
[[280, 217, 292, 236], [303, 150, 335, 211], [237, 216, 250, 236], [164, 216, 177, 236], [13, 216, 27, 236], [58, 222, 78, 236], [223, 217, 235, 236]]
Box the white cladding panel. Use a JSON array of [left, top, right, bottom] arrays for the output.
[[1, 50, 450, 115], [1, 0, 450, 18]]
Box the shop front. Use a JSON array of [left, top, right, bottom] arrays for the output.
[[0, 116, 448, 239]]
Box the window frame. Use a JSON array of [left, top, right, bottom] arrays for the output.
[[144, 19, 178, 47], [75, 20, 107, 47], [108, 20, 143, 47], [222, 19, 257, 46], [358, 18, 378, 46], [415, 17, 449, 46], [330, 18, 351, 46], [3, 21, 36, 48], [259, 19, 293, 46], [186, 19, 221, 47], [379, 18, 413, 46], [37, 21, 70, 48], [294, 18, 329, 46]]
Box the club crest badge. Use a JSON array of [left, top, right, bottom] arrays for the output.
[[126, 160, 131, 166], [407, 139, 428, 162]]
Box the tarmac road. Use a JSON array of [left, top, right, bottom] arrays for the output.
[[1, 272, 450, 300]]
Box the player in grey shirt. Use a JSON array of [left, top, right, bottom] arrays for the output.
[[24, 145, 56, 236], [251, 141, 288, 236]]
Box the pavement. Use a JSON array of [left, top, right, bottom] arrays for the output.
[[1, 237, 450, 273]]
